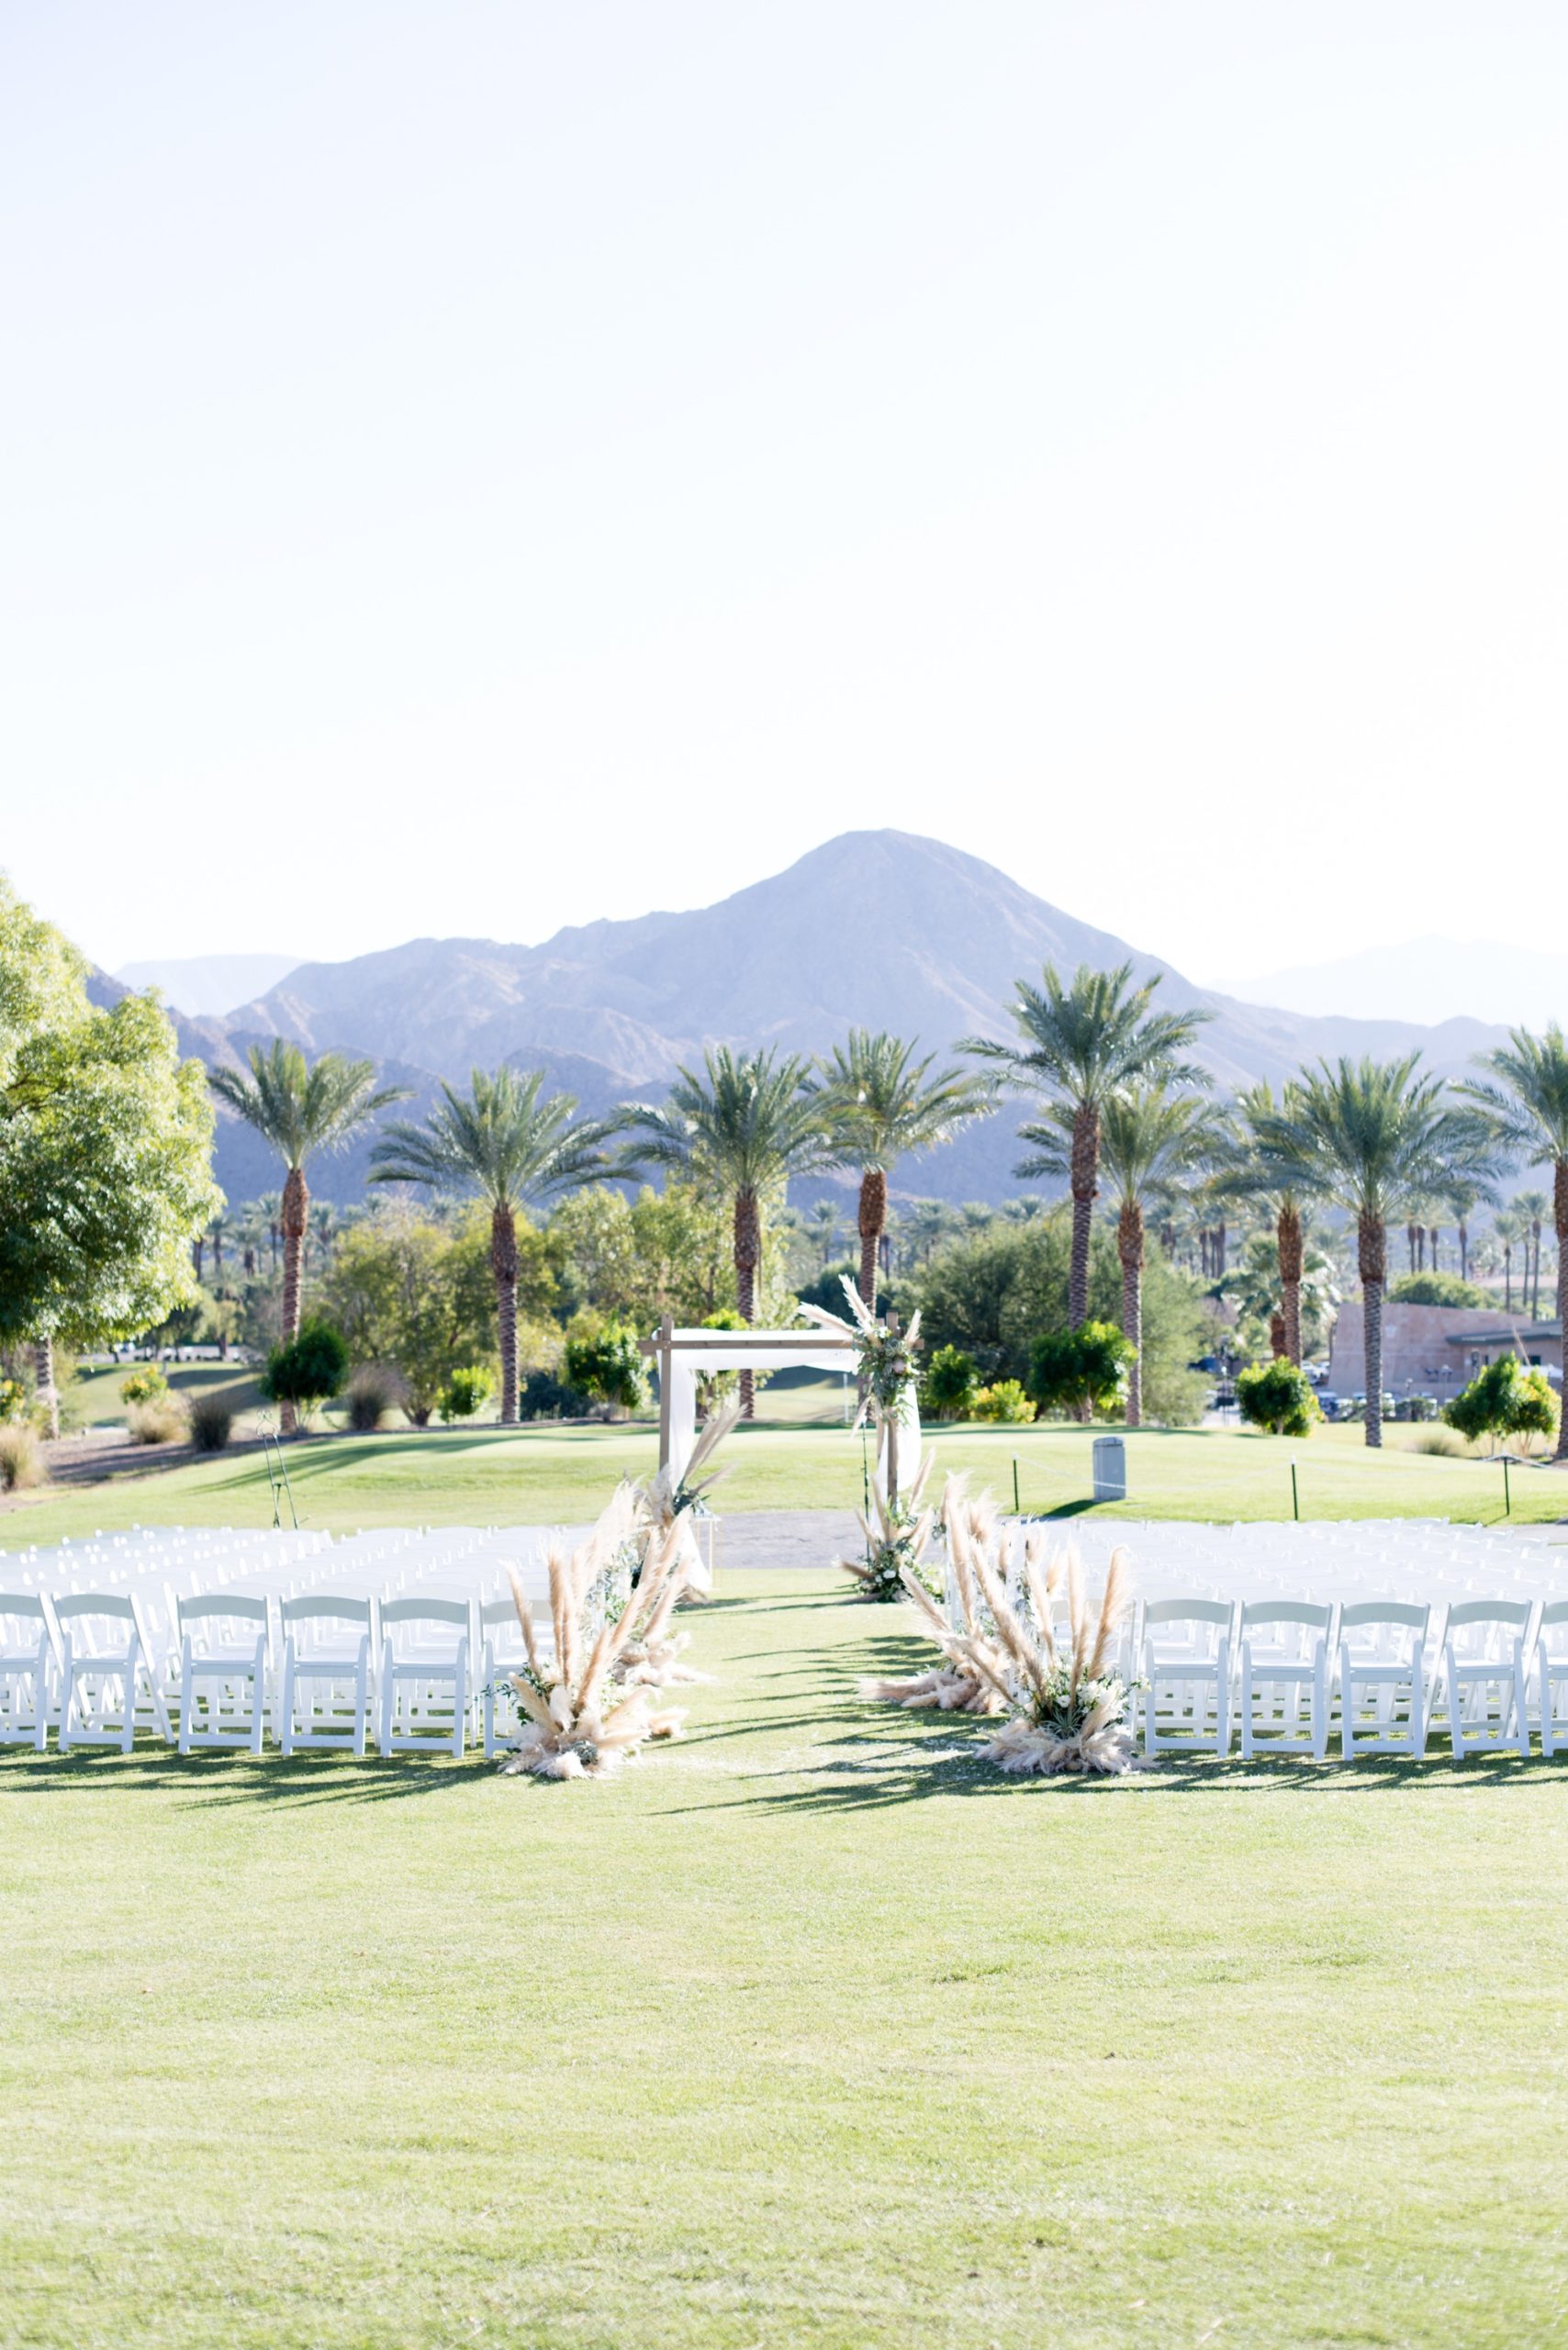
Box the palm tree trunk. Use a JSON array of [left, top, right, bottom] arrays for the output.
[[1359, 1211, 1385, 1449], [1459, 1220, 1469, 1283], [857, 1167, 886, 1315], [1270, 1312, 1288, 1359], [1504, 1247, 1512, 1312], [1213, 1219, 1226, 1281], [491, 1201, 520, 1426], [1117, 1199, 1143, 1428], [33, 1334, 59, 1441], [279, 1165, 308, 1435], [1554, 1162, 1568, 1461], [1069, 1103, 1099, 1329], [734, 1187, 760, 1420], [1277, 1202, 1304, 1368]]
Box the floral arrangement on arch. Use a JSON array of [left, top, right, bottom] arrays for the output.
[[797, 1275, 922, 1430]]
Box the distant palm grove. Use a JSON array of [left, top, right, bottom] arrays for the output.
[[4, 872, 1568, 1460]]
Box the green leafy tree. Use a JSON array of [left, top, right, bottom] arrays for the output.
[[1236, 1358, 1321, 1438], [263, 1319, 350, 1423], [1222, 1228, 1341, 1360], [1028, 1321, 1134, 1420], [1446, 1355, 1559, 1452], [563, 1315, 645, 1417], [963, 963, 1211, 1333], [439, 1365, 495, 1422], [1250, 1058, 1496, 1449], [973, 1378, 1036, 1425], [921, 1342, 980, 1421], [1018, 1083, 1219, 1425], [0, 896, 220, 1436], [320, 1205, 504, 1427], [809, 1031, 992, 1315], [1458, 1026, 1568, 1454], [371, 1066, 612, 1425], [619, 1046, 825, 1418], [1388, 1272, 1489, 1309], [210, 1042, 407, 1428]]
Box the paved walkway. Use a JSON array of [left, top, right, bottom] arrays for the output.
[[715, 1510, 864, 1569]]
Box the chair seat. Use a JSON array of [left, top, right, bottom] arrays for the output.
[[185, 1644, 266, 1671]]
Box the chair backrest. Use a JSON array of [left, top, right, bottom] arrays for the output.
[[52, 1591, 137, 1628], [280, 1595, 374, 1628], [0, 1590, 50, 1628], [1339, 1601, 1428, 1635], [1240, 1602, 1332, 1634], [1538, 1599, 1568, 1631], [1145, 1599, 1233, 1628], [1447, 1599, 1531, 1632], [481, 1598, 526, 1631], [380, 1597, 470, 1631], [178, 1593, 270, 1633]]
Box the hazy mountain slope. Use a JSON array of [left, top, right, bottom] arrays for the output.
[[136, 831, 1522, 1205], [1218, 937, 1568, 1029], [114, 952, 304, 1018]]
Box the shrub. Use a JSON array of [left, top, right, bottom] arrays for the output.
[[263, 1320, 350, 1421], [119, 1366, 170, 1408], [189, 1392, 238, 1452], [1388, 1273, 1491, 1309], [0, 1376, 27, 1424], [127, 1394, 191, 1445], [921, 1344, 980, 1421], [519, 1369, 592, 1421], [345, 1364, 404, 1432], [973, 1378, 1036, 1425], [1446, 1356, 1560, 1449], [1236, 1359, 1321, 1438], [0, 1425, 46, 1490], [1410, 1426, 1469, 1457], [1027, 1321, 1134, 1419], [564, 1317, 645, 1417], [439, 1365, 494, 1422]]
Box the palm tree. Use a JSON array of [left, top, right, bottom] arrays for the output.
[[620, 1047, 825, 1418], [810, 1031, 993, 1315], [1214, 1081, 1315, 1366], [209, 1044, 408, 1428], [1251, 1057, 1494, 1449], [1515, 1188, 1551, 1318], [1017, 1085, 1221, 1427], [1493, 1206, 1526, 1312], [964, 964, 1212, 1329], [804, 1199, 842, 1268], [1445, 1175, 1482, 1285], [370, 1066, 612, 1425]]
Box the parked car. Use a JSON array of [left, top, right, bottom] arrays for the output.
[[1316, 1391, 1342, 1422]]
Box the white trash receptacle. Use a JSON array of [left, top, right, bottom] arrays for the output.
[[1092, 1435, 1126, 1502]]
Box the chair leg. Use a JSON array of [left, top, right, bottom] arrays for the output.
[[1515, 1659, 1531, 1760], [280, 1652, 296, 1756], [1447, 1656, 1466, 1760]]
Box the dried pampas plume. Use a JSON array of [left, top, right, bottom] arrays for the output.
[[636, 1398, 738, 1601], [498, 1492, 694, 1779], [837, 1450, 936, 1600]]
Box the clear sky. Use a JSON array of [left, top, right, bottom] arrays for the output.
[[3, 2, 1563, 982]]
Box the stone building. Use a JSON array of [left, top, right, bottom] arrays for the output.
[[1326, 1301, 1562, 1404]]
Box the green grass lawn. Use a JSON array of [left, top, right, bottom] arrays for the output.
[[4, 1572, 1566, 2349], [9, 1415, 1562, 1549]]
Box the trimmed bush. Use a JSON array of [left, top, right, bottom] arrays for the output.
[[128, 1395, 190, 1445], [564, 1318, 645, 1417], [189, 1392, 238, 1452], [0, 1425, 46, 1490], [439, 1365, 495, 1422], [1388, 1273, 1490, 1309], [345, 1365, 404, 1432], [263, 1320, 350, 1422], [921, 1344, 980, 1421], [0, 1376, 27, 1424], [119, 1366, 170, 1407], [519, 1369, 592, 1421], [973, 1379, 1036, 1425], [1236, 1359, 1321, 1438], [1447, 1356, 1559, 1449], [1028, 1321, 1134, 1419]]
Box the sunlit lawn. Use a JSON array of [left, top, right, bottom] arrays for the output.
[[3, 1572, 1566, 2349], [8, 1410, 1560, 1549]]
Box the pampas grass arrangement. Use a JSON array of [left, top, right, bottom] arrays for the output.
[[836, 1449, 936, 1601], [497, 1491, 697, 1779], [636, 1399, 738, 1600], [862, 1479, 1141, 1774]]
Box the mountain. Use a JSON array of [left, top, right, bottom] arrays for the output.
[[114, 951, 304, 1018], [1217, 937, 1568, 1030], [193, 832, 1514, 1207]]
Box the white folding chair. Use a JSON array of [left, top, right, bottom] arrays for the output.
[[1536, 1601, 1568, 1758], [1238, 1602, 1333, 1760], [479, 1596, 559, 1759], [0, 1592, 59, 1751], [1443, 1600, 1532, 1761], [55, 1593, 173, 1752], [377, 1598, 471, 1758], [278, 1596, 376, 1756], [178, 1595, 272, 1756], [1142, 1599, 1235, 1756], [1338, 1603, 1428, 1759]]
